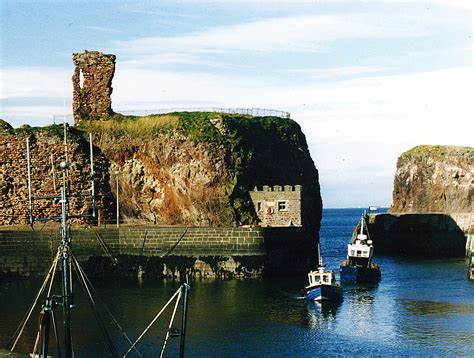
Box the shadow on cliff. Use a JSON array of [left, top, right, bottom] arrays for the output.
[[368, 214, 467, 257]]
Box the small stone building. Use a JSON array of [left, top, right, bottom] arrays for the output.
[[249, 185, 302, 227]]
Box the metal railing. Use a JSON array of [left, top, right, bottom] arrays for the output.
[[54, 107, 291, 121]]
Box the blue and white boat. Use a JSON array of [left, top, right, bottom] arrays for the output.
[[304, 247, 343, 302], [340, 213, 381, 283]]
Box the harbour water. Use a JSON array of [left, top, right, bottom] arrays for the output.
[[1, 208, 473, 356]]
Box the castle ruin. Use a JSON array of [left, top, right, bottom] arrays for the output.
[[72, 51, 116, 123]]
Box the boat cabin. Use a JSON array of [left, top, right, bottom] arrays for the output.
[[347, 233, 374, 267], [307, 267, 336, 287]]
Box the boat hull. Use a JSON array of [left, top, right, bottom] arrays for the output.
[[305, 284, 343, 302], [340, 265, 381, 283]]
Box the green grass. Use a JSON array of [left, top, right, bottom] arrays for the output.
[[398, 145, 474, 166], [78, 113, 179, 138]]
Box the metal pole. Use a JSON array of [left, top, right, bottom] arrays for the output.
[[26, 137, 33, 224], [51, 153, 57, 193], [60, 168, 73, 358], [179, 275, 190, 358], [89, 133, 96, 218], [115, 171, 119, 228]]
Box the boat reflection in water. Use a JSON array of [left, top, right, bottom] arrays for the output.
[[305, 300, 342, 329]]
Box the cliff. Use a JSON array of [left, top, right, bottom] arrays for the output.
[[366, 145, 473, 259], [390, 145, 473, 213], [0, 113, 322, 232]]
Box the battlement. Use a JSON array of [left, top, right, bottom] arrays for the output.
[[252, 185, 302, 192]]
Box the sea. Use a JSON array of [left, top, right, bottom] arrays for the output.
[[1, 208, 473, 357]]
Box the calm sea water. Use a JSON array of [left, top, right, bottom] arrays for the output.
[[1, 208, 473, 357]]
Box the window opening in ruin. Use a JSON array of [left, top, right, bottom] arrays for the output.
[[257, 202, 262, 212], [79, 69, 84, 89], [277, 201, 288, 211]]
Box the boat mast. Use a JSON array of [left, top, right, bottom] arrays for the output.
[[318, 242, 323, 267]]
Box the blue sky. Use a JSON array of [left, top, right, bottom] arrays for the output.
[[0, 0, 472, 208]]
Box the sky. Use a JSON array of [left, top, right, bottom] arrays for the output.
[[0, 0, 472, 208]]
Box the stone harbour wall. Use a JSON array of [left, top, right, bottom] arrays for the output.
[[0, 226, 317, 279], [367, 212, 473, 258]]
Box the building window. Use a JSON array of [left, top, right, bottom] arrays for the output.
[[277, 201, 288, 211], [257, 202, 262, 212]]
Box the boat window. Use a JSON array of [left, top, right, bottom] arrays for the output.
[[351, 250, 355, 255], [323, 275, 329, 282], [357, 250, 362, 256]]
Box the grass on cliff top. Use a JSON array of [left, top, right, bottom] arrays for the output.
[[78, 111, 276, 142], [6, 123, 84, 143], [398, 145, 474, 165], [78, 113, 180, 137]]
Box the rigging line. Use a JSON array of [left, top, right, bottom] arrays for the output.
[[32, 335, 40, 358], [73, 255, 142, 358], [123, 286, 182, 358], [51, 307, 62, 358], [363, 216, 372, 242], [93, 229, 118, 265], [135, 229, 148, 269], [162, 228, 189, 257], [71, 255, 119, 358], [10, 248, 61, 351], [47, 250, 60, 297], [159, 290, 182, 358]]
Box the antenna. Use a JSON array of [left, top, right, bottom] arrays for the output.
[[63, 81, 68, 163], [89, 133, 96, 218], [26, 137, 33, 224], [318, 242, 323, 267]]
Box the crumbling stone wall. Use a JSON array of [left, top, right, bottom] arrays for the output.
[[0, 128, 114, 225], [72, 51, 116, 123]]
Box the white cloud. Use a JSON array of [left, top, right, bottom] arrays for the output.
[[0, 67, 71, 100], [113, 13, 421, 58]]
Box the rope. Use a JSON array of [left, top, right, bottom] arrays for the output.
[[71, 255, 119, 358], [10, 248, 61, 351], [159, 290, 182, 358], [73, 255, 142, 357], [162, 228, 189, 257], [93, 229, 119, 265], [123, 287, 182, 357]]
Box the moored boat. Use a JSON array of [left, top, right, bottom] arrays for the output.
[[340, 213, 381, 283], [304, 246, 343, 302]]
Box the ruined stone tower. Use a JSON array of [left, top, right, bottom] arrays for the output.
[[72, 51, 116, 123]]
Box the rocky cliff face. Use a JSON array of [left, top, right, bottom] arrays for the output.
[[390, 145, 473, 213], [0, 113, 322, 232]]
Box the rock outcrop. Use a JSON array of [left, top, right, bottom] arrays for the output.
[[390, 145, 473, 213], [0, 114, 323, 233], [367, 145, 473, 259]]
